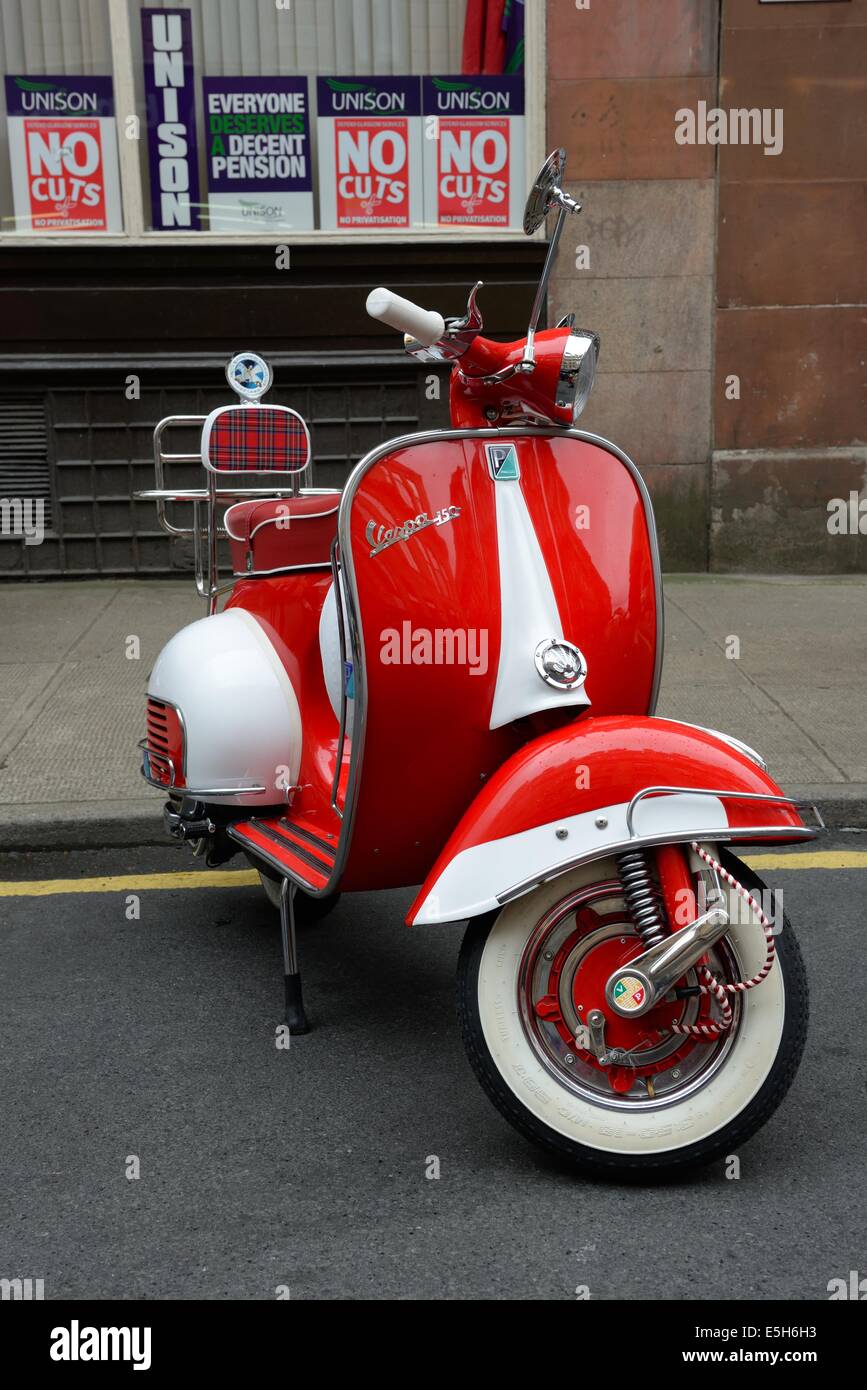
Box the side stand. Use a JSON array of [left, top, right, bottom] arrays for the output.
[[279, 877, 310, 1034]]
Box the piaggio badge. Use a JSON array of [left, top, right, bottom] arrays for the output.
[[485, 442, 520, 481]]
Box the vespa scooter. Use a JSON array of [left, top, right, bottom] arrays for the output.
[[138, 150, 818, 1175]]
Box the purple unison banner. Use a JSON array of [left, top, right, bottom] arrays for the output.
[[141, 7, 200, 230]]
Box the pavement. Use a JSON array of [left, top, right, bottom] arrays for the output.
[[0, 573, 865, 849], [0, 839, 864, 1299]]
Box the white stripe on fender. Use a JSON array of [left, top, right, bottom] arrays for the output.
[[411, 793, 727, 924], [488, 475, 591, 730]]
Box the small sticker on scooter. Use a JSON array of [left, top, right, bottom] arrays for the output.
[[485, 442, 520, 482], [613, 976, 645, 1011]]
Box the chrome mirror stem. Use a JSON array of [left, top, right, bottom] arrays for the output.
[[525, 190, 581, 371]]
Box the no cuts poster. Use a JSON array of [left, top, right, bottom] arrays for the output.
[[203, 76, 313, 232], [4, 74, 122, 232], [317, 77, 422, 230], [422, 75, 525, 228]]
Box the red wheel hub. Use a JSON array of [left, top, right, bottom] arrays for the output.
[[532, 906, 719, 1085], [570, 935, 677, 1054]]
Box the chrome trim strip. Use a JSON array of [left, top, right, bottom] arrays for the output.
[[330, 535, 348, 819], [675, 723, 768, 772], [330, 426, 665, 894]]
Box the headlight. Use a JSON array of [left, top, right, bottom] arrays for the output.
[[556, 331, 600, 421]]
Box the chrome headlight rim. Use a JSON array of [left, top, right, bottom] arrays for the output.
[[556, 330, 600, 421]]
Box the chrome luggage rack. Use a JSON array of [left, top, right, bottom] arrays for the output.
[[135, 351, 324, 613], [136, 411, 306, 614]]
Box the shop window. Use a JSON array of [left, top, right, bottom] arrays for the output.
[[0, 0, 534, 240]]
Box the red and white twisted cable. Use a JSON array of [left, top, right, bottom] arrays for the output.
[[665, 841, 776, 1039]]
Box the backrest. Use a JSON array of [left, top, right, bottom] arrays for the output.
[[201, 403, 311, 476]]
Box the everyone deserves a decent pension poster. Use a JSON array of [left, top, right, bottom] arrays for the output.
[[203, 76, 313, 232]]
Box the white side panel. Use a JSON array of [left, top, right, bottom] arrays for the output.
[[318, 579, 354, 733], [148, 608, 302, 805], [488, 477, 590, 729], [412, 793, 728, 925]]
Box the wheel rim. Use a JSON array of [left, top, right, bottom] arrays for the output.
[[517, 880, 743, 1112]]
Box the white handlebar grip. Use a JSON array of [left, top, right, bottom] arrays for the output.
[[366, 288, 446, 348]]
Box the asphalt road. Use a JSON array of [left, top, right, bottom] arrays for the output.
[[1, 838, 865, 1301]]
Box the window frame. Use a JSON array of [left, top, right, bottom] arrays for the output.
[[0, 0, 547, 248]]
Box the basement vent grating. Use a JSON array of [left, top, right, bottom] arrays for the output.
[[0, 396, 52, 535]]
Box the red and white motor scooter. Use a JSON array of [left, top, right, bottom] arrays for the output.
[[139, 151, 819, 1175]]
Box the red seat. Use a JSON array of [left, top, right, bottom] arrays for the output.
[[225, 492, 340, 575]]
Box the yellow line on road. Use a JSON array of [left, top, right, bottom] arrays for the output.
[[0, 870, 260, 897], [0, 850, 864, 898], [745, 851, 867, 870]]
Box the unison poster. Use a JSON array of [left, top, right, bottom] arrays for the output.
[[203, 76, 313, 232], [141, 7, 200, 231], [422, 75, 525, 228], [317, 77, 422, 230], [4, 74, 121, 233]]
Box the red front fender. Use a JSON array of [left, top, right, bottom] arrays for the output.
[[407, 716, 814, 925]]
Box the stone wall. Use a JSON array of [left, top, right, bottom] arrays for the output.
[[546, 0, 866, 572]]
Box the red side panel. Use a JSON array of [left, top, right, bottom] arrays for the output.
[[340, 434, 660, 892], [517, 437, 657, 716]]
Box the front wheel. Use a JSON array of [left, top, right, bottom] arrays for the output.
[[456, 848, 808, 1177]]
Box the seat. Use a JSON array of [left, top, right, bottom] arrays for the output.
[[224, 492, 341, 575]]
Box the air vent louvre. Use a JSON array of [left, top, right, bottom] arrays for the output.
[[0, 397, 52, 532]]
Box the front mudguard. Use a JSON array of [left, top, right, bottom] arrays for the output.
[[408, 715, 815, 925]]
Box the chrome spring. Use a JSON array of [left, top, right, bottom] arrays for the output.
[[617, 849, 667, 948]]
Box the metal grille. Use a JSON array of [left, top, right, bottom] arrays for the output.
[[0, 398, 52, 567], [0, 397, 50, 503]]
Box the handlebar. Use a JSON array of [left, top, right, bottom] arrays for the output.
[[365, 287, 445, 348]]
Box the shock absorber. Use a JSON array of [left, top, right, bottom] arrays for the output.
[[617, 849, 667, 948]]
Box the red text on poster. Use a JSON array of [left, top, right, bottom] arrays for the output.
[[437, 117, 510, 225], [24, 118, 108, 230], [335, 117, 409, 227]]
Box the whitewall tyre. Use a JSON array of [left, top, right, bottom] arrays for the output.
[[456, 849, 808, 1177]]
